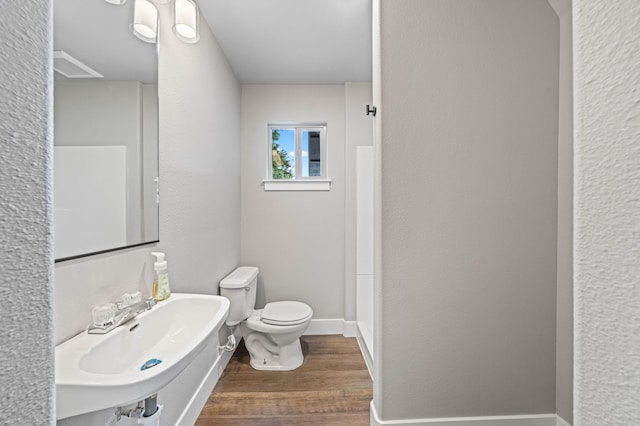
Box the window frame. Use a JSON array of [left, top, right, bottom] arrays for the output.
[[264, 123, 331, 191]]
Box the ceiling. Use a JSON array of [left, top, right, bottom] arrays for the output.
[[53, 0, 372, 85], [199, 0, 373, 84]]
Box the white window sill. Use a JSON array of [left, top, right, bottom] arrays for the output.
[[262, 179, 332, 191]]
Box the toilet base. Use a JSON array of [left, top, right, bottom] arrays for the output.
[[247, 338, 304, 371]]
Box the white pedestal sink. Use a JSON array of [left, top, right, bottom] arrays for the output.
[[55, 293, 230, 420]]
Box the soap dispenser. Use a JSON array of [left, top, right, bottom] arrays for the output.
[[151, 252, 171, 301]]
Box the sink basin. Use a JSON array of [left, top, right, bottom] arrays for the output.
[[56, 293, 229, 419]]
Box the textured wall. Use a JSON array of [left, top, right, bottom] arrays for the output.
[[376, 0, 559, 419], [0, 0, 55, 424], [574, 1, 640, 424], [240, 85, 346, 318]]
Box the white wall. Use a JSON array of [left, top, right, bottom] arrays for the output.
[[345, 83, 373, 323], [157, 3, 241, 297], [0, 1, 55, 424], [54, 146, 128, 257], [240, 85, 346, 318], [356, 146, 374, 359], [55, 249, 156, 344], [375, 0, 559, 421], [54, 3, 241, 424], [574, 1, 640, 424]]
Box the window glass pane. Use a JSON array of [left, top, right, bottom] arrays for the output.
[[301, 130, 321, 177], [272, 128, 294, 179]]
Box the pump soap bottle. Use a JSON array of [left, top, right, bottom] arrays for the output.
[[151, 252, 171, 301]]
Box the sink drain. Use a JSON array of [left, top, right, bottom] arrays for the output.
[[140, 358, 162, 371]]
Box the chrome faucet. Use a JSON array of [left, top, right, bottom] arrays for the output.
[[88, 298, 157, 334]]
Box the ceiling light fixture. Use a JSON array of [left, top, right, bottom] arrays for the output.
[[131, 0, 158, 44], [105, 0, 199, 45], [173, 0, 200, 43]]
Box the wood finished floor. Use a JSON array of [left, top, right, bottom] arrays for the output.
[[196, 335, 372, 426]]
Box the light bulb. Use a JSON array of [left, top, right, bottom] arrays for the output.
[[131, 0, 158, 43], [173, 0, 199, 43]]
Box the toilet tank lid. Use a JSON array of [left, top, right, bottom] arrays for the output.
[[220, 266, 259, 289]]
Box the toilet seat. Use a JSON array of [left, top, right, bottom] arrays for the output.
[[261, 301, 313, 326], [244, 309, 312, 334]]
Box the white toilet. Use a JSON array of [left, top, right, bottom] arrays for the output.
[[220, 266, 313, 371]]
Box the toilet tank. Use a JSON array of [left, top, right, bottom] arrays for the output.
[[219, 266, 258, 326]]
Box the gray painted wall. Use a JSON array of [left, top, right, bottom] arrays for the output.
[[0, 1, 55, 424], [240, 85, 346, 318], [574, 1, 640, 424], [375, 0, 559, 419]]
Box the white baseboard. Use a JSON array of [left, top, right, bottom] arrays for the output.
[[556, 416, 571, 426], [355, 326, 374, 379], [370, 402, 558, 426], [304, 318, 357, 337], [176, 342, 237, 425], [344, 320, 357, 337]]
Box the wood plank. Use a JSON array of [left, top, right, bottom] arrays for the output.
[[297, 353, 369, 371], [222, 353, 367, 373], [200, 389, 372, 416], [195, 412, 370, 426], [214, 370, 372, 393], [301, 335, 363, 355]]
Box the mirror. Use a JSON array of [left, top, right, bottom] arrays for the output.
[[53, 0, 159, 261]]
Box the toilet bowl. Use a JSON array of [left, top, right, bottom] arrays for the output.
[[219, 267, 313, 371]]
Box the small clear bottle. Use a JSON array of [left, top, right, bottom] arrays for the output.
[[151, 252, 171, 301]]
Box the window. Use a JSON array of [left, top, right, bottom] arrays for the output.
[[265, 124, 330, 191]]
